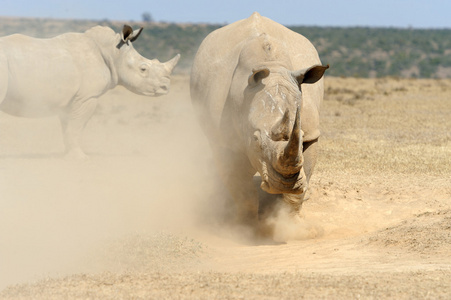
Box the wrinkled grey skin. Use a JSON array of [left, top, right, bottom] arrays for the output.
[[0, 25, 180, 158], [190, 12, 328, 236]]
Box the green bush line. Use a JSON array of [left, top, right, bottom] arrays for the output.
[[1, 17, 450, 78]]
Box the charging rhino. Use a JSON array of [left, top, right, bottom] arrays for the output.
[[0, 25, 180, 158], [190, 12, 328, 236]]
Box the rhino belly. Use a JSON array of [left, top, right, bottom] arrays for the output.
[[1, 79, 77, 117], [1, 67, 80, 117]]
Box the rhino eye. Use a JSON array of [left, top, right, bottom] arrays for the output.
[[139, 65, 148, 73], [252, 131, 262, 147]]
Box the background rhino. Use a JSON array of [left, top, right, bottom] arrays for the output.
[[0, 24, 180, 158], [190, 12, 328, 239]]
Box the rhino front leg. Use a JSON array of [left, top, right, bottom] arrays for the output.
[[283, 139, 318, 215], [59, 98, 98, 159], [280, 139, 318, 215], [301, 138, 319, 201], [228, 170, 259, 227], [213, 148, 259, 228], [303, 139, 318, 184], [277, 139, 322, 241]]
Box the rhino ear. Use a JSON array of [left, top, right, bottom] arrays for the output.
[[248, 67, 270, 86], [121, 25, 133, 42], [121, 25, 143, 43], [293, 64, 329, 86], [129, 27, 143, 42]]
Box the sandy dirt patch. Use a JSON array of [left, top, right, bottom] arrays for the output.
[[1, 76, 450, 298]]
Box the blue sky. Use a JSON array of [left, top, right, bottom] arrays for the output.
[[2, 0, 451, 28]]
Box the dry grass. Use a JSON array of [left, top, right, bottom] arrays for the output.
[[1, 76, 451, 299], [319, 77, 451, 177]]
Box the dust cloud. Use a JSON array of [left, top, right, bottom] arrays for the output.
[[2, 75, 451, 298], [0, 76, 328, 289], [265, 201, 324, 242], [0, 80, 221, 288]]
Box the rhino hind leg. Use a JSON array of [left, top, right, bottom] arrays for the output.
[[59, 98, 98, 159]]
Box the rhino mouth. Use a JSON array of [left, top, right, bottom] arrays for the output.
[[151, 91, 169, 97], [260, 161, 306, 194], [143, 86, 169, 97]]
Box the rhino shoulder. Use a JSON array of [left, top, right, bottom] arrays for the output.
[[84, 25, 116, 38], [83, 26, 117, 49]]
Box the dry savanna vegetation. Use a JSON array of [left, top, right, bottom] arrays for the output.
[[1, 74, 450, 299], [1, 16, 451, 77]]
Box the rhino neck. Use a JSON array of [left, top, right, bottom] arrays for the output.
[[86, 28, 120, 88], [101, 51, 120, 88]]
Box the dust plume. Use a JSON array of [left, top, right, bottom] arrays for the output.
[[264, 200, 324, 242], [0, 79, 220, 288], [2, 74, 451, 299]]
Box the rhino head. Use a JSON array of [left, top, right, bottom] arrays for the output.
[[241, 64, 328, 195], [115, 25, 180, 96]]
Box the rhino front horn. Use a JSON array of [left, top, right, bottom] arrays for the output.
[[164, 54, 181, 73], [280, 106, 302, 169]]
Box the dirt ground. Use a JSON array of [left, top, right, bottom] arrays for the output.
[[0, 75, 450, 299]]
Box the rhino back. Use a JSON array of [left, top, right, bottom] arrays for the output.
[[0, 32, 112, 117], [191, 12, 323, 142]]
